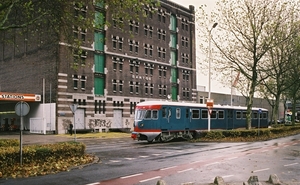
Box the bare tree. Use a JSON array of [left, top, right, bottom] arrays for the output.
[[197, 0, 300, 129]]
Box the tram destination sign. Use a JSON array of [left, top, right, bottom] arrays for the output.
[[0, 92, 41, 102]]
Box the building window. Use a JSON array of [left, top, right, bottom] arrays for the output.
[[150, 84, 154, 95], [129, 40, 133, 52], [158, 66, 167, 78], [158, 85, 167, 96], [182, 18, 189, 31], [181, 53, 189, 64], [181, 37, 189, 47], [119, 80, 123, 93], [145, 83, 149, 94], [73, 49, 87, 66], [81, 75, 86, 90], [158, 10, 166, 23], [112, 36, 117, 49], [182, 70, 190, 81], [112, 35, 123, 50], [135, 82, 139, 94], [113, 79, 117, 92], [144, 44, 153, 57], [158, 47, 166, 59], [183, 88, 190, 98], [135, 41, 139, 53], [112, 57, 123, 72], [130, 81, 134, 93], [73, 75, 79, 89], [158, 29, 166, 41], [129, 20, 139, 34]]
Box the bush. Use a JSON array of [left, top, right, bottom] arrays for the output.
[[0, 139, 19, 147], [0, 142, 86, 169], [193, 125, 300, 142]]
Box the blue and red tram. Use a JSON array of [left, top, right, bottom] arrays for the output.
[[131, 101, 268, 142]]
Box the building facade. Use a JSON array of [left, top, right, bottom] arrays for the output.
[[0, 0, 196, 134]]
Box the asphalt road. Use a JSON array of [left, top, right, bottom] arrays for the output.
[[1, 134, 300, 185]]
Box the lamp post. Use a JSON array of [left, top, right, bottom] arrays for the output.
[[208, 22, 218, 131]]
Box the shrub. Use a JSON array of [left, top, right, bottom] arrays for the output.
[[0, 139, 19, 147]]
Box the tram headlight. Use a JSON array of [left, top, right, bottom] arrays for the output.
[[139, 123, 144, 128]]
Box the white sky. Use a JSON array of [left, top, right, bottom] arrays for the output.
[[172, 0, 233, 95]]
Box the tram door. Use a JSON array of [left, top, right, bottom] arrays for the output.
[[227, 109, 234, 129]]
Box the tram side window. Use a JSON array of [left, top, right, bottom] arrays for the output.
[[145, 110, 152, 119], [218, 110, 224, 119], [162, 107, 167, 118], [192, 109, 200, 119], [263, 112, 267, 119], [186, 109, 189, 118], [211, 110, 217, 119], [236, 111, 241, 119], [202, 109, 208, 119], [242, 111, 247, 119], [253, 112, 258, 119], [228, 110, 233, 119], [176, 108, 181, 119], [153, 110, 158, 119]]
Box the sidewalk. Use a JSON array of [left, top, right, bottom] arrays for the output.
[[0, 131, 131, 145], [0, 132, 73, 145]]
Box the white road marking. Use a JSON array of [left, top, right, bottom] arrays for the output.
[[109, 160, 120, 163], [204, 162, 220, 166], [160, 166, 177, 171], [190, 160, 202, 164], [139, 155, 149, 158], [152, 154, 162, 156], [124, 158, 135, 160], [227, 157, 238, 160], [252, 168, 270, 173], [85, 183, 100, 185], [178, 168, 194, 173], [120, 173, 143, 179], [222, 175, 234, 178], [139, 176, 161, 183], [284, 163, 298, 167]]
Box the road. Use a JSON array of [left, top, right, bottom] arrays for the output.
[[1, 135, 300, 185]]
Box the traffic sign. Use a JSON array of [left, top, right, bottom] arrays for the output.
[[15, 101, 30, 116], [69, 104, 78, 113]]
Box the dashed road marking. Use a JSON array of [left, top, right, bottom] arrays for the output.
[[139, 155, 149, 158], [284, 163, 298, 167], [160, 166, 177, 171], [120, 173, 143, 179], [252, 168, 270, 173], [152, 154, 162, 156], [109, 160, 121, 163], [178, 168, 193, 173], [139, 176, 161, 183]]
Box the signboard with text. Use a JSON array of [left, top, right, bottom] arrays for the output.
[[0, 92, 41, 102]]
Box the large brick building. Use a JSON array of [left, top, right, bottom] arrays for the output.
[[0, 0, 196, 134]]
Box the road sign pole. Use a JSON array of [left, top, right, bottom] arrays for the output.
[[69, 104, 78, 142], [20, 103, 23, 165], [15, 101, 30, 166]]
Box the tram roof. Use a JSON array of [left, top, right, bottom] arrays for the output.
[[136, 101, 268, 111]]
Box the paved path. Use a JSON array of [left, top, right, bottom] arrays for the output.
[[0, 132, 75, 145]]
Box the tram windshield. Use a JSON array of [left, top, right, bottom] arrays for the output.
[[135, 110, 156, 120], [135, 110, 147, 121]]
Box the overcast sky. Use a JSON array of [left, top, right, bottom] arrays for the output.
[[170, 0, 233, 95]]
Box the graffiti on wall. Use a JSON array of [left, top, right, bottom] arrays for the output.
[[88, 119, 112, 129], [62, 119, 72, 130]]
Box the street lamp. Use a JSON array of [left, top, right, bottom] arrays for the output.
[[208, 22, 218, 131]]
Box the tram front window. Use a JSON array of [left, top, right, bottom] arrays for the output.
[[135, 110, 147, 121]]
